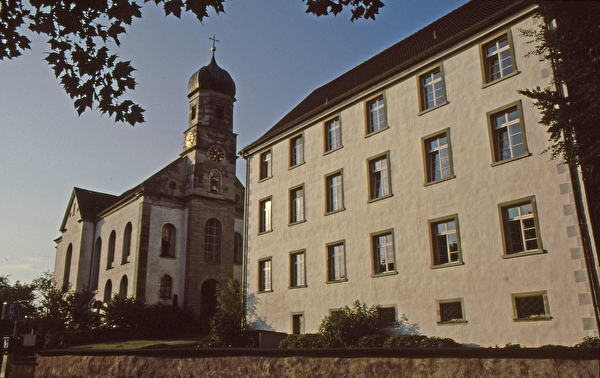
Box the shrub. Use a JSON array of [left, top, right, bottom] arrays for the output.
[[383, 334, 460, 348], [356, 334, 389, 348], [199, 334, 223, 348], [318, 300, 382, 347], [210, 280, 244, 347], [575, 336, 600, 348], [279, 334, 326, 349]]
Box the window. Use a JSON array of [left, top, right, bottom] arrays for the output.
[[438, 299, 466, 324], [62, 244, 72, 291], [103, 280, 112, 303], [481, 33, 516, 84], [205, 218, 221, 264], [419, 66, 446, 111], [119, 275, 128, 298], [90, 237, 102, 291], [325, 170, 344, 213], [292, 314, 304, 334], [209, 170, 221, 193], [234, 233, 242, 264], [190, 104, 197, 121], [161, 224, 176, 257], [259, 150, 272, 180], [107, 230, 116, 269], [324, 117, 342, 152], [290, 251, 306, 288], [290, 134, 304, 167], [327, 242, 346, 282], [366, 95, 386, 134], [258, 197, 272, 233], [122, 222, 132, 264], [160, 275, 172, 299], [429, 215, 463, 267], [368, 153, 392, 200], [422, 129, 454, 184], [258, 258, 272, 292], [372, 230, 396, 275], [289, 185, 305, 224], [499, 197, 543, 256], [488, 102, 529, 163], [512, 291, 551, 321], [377, 306, 397, 326]]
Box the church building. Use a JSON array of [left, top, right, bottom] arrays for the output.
[[240, 0, 599, 346], [53, 47, 244, 322]]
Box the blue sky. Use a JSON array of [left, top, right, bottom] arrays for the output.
[[0, 0, 470, 284]]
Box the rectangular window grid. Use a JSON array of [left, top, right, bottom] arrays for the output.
[[259, 150, 271, 180], [492, 106, 524, 161], [328, 243, 346, 281], [292, 314, 304, 334], [421, 69, 444, 110], [367, 96, 386, 134], [326, 172, 343, 213], [369, 156, 390, 200], [377, 307, 397, 326], [259, 259, 272, 292], [325, 117, 341, 151], [290, 251, 306, 287], [439, 301, 464, 322], [259, 198, 272, 233], [290, 186, 305, 224], [513, 292, 550, 320], [373, 232, 395, 274], [485, 35, 514, 82], [290, 135, 304, 167], [432, 218, 459, 265], [504, 201, 539, 254], [426, 134, 451, 182]]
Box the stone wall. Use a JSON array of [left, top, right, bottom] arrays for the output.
[[33, 348, 599, 378]]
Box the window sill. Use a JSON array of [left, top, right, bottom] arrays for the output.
[[160, 255, 176, 259], [513, 316, 552, 322], [424, 175, 456, 187], [326, 278, 348, 285], [258, 176, 272, 183], [491, 152, 531, 167], [258, 229, 273, 236], [371, 271, 398, 278], [365, 126, 389, 138], [325, 208, 345, 216], [502, 249, 546, 259], [437, 319, 468, 325], [106, 266, 114, 270], [482, 71, 520, 89], [121, 261, 130, 265], [368, 194, 393, 204], [288, 220, 306, 227], [418, 101, 448, 116], [257, 289, 273, 294], [288, 161, 305, 171], [430, 261, 464, 269], [288, 284, 308, 290], [323, 146, 343, 156]]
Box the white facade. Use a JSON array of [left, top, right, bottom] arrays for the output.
[[241, 1, 599, 346]]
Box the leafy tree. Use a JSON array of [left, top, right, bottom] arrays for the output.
[[210, 279, 243, 346], [0, 275, 37, 336], [318, 299, 382, 347], [0, 0, 384, 125]]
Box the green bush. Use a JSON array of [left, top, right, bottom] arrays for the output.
[[383, 334, 460, 348], [356, 334, 389, 348], [210, 280, 244, 347], [318, 300, 382, 347], [279, 334, 326, 349], [575, 336, 600, 347], [199, 334, 223, 348]]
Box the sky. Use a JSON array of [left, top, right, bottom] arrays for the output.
[[0, 0, 471, 284]]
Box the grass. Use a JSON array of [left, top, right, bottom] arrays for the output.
[[71, 338, 202, 350]]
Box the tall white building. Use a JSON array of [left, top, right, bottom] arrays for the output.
[[240, 0, 599, 346]]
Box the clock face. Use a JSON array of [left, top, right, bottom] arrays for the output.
[[185, 132, 195, 148], [209, 146, 225, 162]]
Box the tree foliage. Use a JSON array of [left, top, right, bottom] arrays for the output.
[[0, 0, 384, 125], [210, 279, 243, 346], [318, 299, 382, 347]]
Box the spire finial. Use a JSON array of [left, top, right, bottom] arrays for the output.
[[209, 34, 220, 56]]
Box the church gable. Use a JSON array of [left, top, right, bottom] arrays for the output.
[[139, 157, 191, 197], [59, 188, 118, 232]]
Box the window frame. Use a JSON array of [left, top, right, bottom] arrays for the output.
[[159, 275, 173, 299], [498, 196, 544, 258], [371, 229, 397, 277], [367, 151, 393, 202], [258, 257, 273, 293], [258, 196, 273, 234], [205, 218, 221, 264], [428, 214, 464, 269], [107, 230, 116, 269], [289, 250, 307, 289], [437, 298, 467, 325], [324, 116, 343, 154], [326, 240, 347, 283], [292, 313, 305, 335], [421, 128, 455, 185], [479, 30, 519, 87], [417, 64, 448, 114], [289, 133, 305, 168], [160, 224, 176, 258], [289, 184, 306, 226], [376, 306, 398, 327], [487, 100, 530, 165], [511, 291, 552, 322], [364, 93, 388, 136], [259, 149, 272, 181], [325, 169, 345, 215]]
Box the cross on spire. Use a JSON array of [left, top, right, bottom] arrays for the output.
[[209, 34, 220, 53]]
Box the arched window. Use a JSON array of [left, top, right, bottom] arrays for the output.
[[161, 224, 176, 257], [234, 233, 242, 264], [209, 170, 221, 193], [62, 244, 73, 291], [205, 219, 221, 264], [107, 230, 116, 269], [90, 237, 102, 290], [159, 275, 172, 299], [103, 280, 112, 303], [119, 275, 128, 298], [122, 222, 132, 264]]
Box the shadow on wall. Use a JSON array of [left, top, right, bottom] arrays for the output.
[[245, 293, 274, 331], [389, 314, 420, 336]]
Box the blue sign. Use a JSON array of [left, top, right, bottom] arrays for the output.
[[1, 303, 18, 321]]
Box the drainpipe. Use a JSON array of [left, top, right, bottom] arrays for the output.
[[241, 152, 251, 331]]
